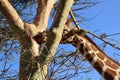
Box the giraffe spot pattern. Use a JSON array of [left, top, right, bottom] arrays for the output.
[[105, 59, 119, 69], [61, 29, 120, 80], [93, 59, 104, 74]]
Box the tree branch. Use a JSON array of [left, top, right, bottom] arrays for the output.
[[40, 0, 74, 64], [0, 0, 24, 30], [88, 31, 120, 50], [69, 10, 80, 29], [33, 0, 57, 31]]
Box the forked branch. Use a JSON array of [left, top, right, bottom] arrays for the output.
[[39, 0, 74, 65]]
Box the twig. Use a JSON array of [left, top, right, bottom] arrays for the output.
[[69, 10, 120, 50], [107, 32, 120, 37], [88, 31, 120, 50], [69, 10, 80, 30]]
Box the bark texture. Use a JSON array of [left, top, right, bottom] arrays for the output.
[[0, 0, 74, 79]]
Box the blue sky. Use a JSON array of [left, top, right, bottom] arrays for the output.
[[82, 0, 120, 33], [80, 0, 120, 61]]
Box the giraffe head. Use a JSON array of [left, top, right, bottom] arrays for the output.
[[33, 20, 88, 45], [61, 24, 88, 44]]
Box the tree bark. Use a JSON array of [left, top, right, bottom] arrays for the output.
[[31, 0, 74, 79], [0, 0, 74, 79], [40, 0, 74, 64]]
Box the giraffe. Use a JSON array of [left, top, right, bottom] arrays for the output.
[[61, 25, 120, 80], [33, 19, 120, 80]]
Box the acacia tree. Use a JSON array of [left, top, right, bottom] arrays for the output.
[[1, 0, 120, 80], [0, 0, 76, 79]]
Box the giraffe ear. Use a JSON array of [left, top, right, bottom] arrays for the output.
[[76, 29, 88, 36]]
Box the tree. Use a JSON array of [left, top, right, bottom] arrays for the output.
[[0, 0, 119, 80]]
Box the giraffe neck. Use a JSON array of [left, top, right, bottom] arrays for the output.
[[33, 24, 120, 80], [72, 35, 120, 80]]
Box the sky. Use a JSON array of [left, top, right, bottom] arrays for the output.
[[82, 0, 120, 33]]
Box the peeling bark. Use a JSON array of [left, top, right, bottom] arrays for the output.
[[0, 0, 74, 79]]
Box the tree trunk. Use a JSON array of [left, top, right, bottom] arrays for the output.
[[0, 0, 74, 79]]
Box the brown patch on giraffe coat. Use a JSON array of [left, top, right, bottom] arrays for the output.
[[84, 44, 96, 62], [105, 59, 119, 69], [73, 36, 80, 46], [104, 68, 116, 80], [96, 52, 106, 61], [78, 43, 84, 55], [85, 54, 94, 63], [93, 59, 104, 74], [90, 44, 98, 52]]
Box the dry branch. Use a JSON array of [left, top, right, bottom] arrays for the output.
[[40, 0, 74, 64], [33, 0, 57, 31], [0, 0, 24, 30]]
